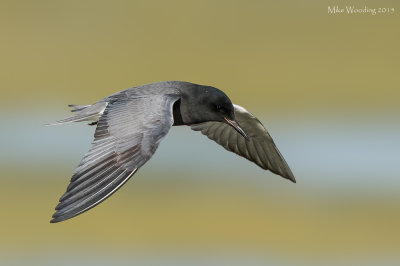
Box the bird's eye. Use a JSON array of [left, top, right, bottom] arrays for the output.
[[215, 105, 228, 114]]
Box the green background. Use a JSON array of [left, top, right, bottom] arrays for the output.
[[1, 0, 399, 265]]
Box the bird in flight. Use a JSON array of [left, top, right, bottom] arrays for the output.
[[49, 81, 295, 223]]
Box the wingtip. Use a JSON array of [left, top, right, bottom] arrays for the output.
[[50, 212, 70, 223], [266, 163, 296, 183], [276, 168, 296, 183], [50, 217, 60, 223], [50, 212, 59, 223], [284, 171, 296, 184], [50, 209, 67, 223]]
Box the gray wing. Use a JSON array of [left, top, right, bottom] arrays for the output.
[[191, 104, 295, 183], [51, 94, 180, 223]]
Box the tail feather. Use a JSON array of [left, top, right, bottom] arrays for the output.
[[68, 104, 91, 112], [46, 102, 108, 126], [46, 114, 100, 126]]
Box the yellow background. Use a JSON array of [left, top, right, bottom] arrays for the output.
[[1, 0, 399, 265]]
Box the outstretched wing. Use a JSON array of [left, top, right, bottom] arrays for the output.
[[51, 93, 180, 223], [191, 104, 295, 183]]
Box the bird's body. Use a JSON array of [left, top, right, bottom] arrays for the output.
[[50, 81, 295, 223]]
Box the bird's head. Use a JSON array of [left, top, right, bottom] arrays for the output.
[[179, 83, 249, 140]]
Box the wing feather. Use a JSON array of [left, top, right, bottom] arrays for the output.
[[51, 94, 180, 223], [191, 104, 295, 182]]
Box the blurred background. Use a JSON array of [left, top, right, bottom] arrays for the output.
[[1, 0, 399, 265]]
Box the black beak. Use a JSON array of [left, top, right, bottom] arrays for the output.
[[224, 117, 249, 141]]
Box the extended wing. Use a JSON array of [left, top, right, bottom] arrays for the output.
[[191, 104, 295, 182], [51, 93, 180, 222]]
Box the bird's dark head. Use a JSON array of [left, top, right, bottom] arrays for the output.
[[178, 83, 249, 140]]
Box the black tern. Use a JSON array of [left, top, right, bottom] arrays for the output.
[[49, 81, 295, 223]]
